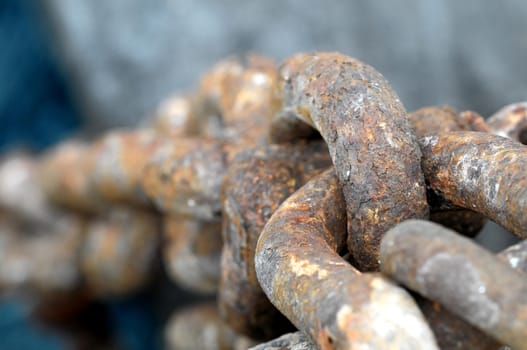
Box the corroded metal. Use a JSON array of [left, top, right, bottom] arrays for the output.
[[380, 219, 527, 349], [269, 52, 428, 271], [419, 131, 527, 238], [408, 106, 488, 237], [220, 141, 330, 339], [0, 153, 55, 224], [487, 102, 527, 144], [198, 53, 278, 148], [141, 137, 226, 219], [416, 238, 527, 350], [164, 303, 257, 350], [0, 214, 84, 295], [80, 208, 160, 297], [149, 93, 223, 139], [87, 129, 164, 207], [39, 141, 104, 212], [408, 106, 489, 137], [163, 216, 222, 294], [249, 332, 316, 350], [142, 54, 278, 220], [256, 169, 438, 350]]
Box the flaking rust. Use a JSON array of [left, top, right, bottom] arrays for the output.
[[380, 220, 527, 350], [220, 141, 330, 339], [419, 131, 527, 238], [149, 93, 200, 138], [487, 102, 527, 144], [269, 52, 428, 271], [408, 106, 488, 237], [255, 169, 438, 350], [163, 216, 222, 294]]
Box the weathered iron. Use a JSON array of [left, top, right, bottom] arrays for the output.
[[220, 141, 330, 339], [380, 220, 527, 350], [164, 303, 257, 350], [39, 141, 104, 212], [141, 137, 226, 219], [80, 208, 160, 297], [256, 169, 439, 349], [163, 216, 222, 294], [249, 331, 316, 350], [269, 52, 429, 271], [419, 131, 527, 238], [408, 106, 489, 237]]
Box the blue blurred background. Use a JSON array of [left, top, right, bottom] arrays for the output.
[[1, 0, 526, 349]]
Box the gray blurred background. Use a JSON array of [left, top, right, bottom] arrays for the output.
[[1, 1, 526, 349], [41, 0, 527, 131]]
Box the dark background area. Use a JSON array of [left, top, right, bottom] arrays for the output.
[[0, 1, 525, 349]]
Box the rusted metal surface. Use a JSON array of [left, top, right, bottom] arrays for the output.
[[408, 106, 489, 137], [269, 52, 428, 271], [198, 53, 278, 147], [220, 141, 330, 339], [165, 303, 257, 350], [149, 93, 223, 139], [142, 54, 278, 220], [87, 129, 165, 207], [141, 137, 226, 219], [419, 131, 527, 238], [80, 208, 160, 297], [150, 93, 199, 137], [487, 102, 527, 144], [249, 331, 316, 350], [0, 214, 84, 295], [39, 141, 104, 212], [163, 216, 222, 294], [256, 169, 438, 350], [408, 106, 488, 237], [380, 219, 527, 349]]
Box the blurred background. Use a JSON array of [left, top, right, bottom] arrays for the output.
[[0, 0, 526, 349]]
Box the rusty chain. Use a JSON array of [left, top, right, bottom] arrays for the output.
[[0, 51, 527, 349]]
